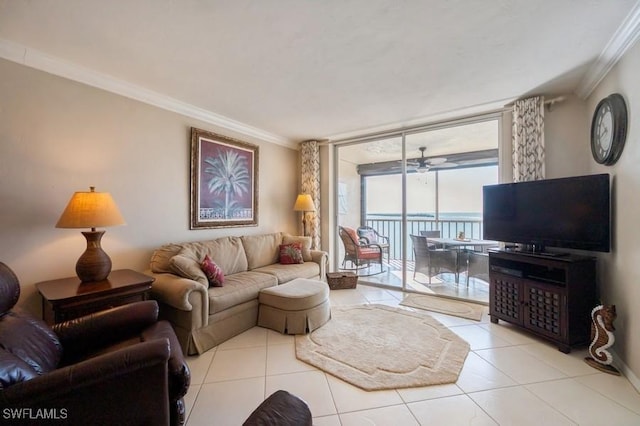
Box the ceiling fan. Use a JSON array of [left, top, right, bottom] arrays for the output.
[[406, 147, 457, 173]]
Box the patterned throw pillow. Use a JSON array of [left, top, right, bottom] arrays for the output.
[[359, 229, 377, 244], [201, 255, 224, 287], [282, 235, 312, 261], [279, 243, 304, 264]]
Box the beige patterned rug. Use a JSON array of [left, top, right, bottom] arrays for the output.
[[400, 293, 485, 321], [295, 304, 469, 391]]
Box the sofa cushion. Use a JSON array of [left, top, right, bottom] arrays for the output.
[[241, 233, 283, 270], [252, 262, 320, 284], [282, 235, 312, 262], [208, 272, 277, 314], [150, 243, 184, 273], [169, 255, 208, 286], [180, 237, 248, 275]]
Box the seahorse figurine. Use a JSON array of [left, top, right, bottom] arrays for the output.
[[584, 304, 620, 375]]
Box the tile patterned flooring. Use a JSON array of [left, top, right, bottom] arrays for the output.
[[184, 285, 640, 425]]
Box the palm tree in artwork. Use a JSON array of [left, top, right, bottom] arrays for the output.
[[204, 149, 250, 219]]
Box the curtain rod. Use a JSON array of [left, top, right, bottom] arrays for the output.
[[544, 96, 566, 106]]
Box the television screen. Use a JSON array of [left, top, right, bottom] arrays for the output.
[[483, 174, 610, 252]]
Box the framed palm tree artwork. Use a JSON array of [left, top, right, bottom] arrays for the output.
[[190, 127, 259, 229]]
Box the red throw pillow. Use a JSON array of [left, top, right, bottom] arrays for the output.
[[279, 243, 304, 264], [201, 255, 224, 287]]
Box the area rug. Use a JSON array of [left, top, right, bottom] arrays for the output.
[[400, 293, 485, 321], [295, 304, 469, 391]]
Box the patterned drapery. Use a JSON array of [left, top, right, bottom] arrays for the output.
[[512, 96, 545, 182], [300, 140, 321, 249]]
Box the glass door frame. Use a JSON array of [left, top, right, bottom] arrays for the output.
[[331, 111, 504, 293]]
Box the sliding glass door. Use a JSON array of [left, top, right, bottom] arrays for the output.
[[336, 137, 404, 285], [334, 116, 500, 302]]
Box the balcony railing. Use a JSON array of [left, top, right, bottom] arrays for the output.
[[364, 217, 484, 261]]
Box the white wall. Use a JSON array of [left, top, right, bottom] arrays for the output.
[[585, 40, 640, 383], [0, 58, 300, 314], [544, 95, 591, 178]]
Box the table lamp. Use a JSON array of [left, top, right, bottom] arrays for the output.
[[293, 194, 316, 236], [56, 186, 126, 282]]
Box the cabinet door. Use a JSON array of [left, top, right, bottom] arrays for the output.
[[523, 280, 566, 341], [490, 273, 523, 324]]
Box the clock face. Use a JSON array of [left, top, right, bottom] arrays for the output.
[[591, 94, 627, 165], [594, 105, 613, 161]]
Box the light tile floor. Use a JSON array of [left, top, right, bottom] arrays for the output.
[[184, 285, 640, 425]]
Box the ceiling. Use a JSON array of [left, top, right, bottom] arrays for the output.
[[1, 1, 638, 148]]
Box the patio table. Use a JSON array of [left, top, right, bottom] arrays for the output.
[[426, 237, 499, 252]]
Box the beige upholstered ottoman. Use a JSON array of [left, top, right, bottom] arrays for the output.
[[258, 278, 331, 334]]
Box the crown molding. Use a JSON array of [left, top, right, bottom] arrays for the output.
[[576, 2, 640, 99], [0, 38, 295, 149]]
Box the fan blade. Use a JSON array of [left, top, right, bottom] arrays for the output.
[[433, 162, 458, 168], [426, 157, 448, 165]]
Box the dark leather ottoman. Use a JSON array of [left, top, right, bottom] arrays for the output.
[[243, 390, 312, 425]]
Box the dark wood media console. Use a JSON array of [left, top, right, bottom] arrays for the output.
[[488, 250, 597, 353]]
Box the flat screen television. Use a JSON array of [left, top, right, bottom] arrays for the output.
[[483, 174, 610, 253]]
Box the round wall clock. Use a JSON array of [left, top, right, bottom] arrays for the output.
[[590, 93, 627, 165]]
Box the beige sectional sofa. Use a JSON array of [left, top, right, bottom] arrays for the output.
[[147, 232, 328, 355]]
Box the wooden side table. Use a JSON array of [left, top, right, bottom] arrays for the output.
[[36, 269, 154, 324]]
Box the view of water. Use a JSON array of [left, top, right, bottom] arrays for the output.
[[365, 212, 485, 259], [369, 212, 482, 220]]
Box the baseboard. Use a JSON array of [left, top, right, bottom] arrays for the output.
[[612, 349, 640, 392]]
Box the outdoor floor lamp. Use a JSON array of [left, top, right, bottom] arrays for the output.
[[293, 194, 316, 237], [56, 186, 125, 282]]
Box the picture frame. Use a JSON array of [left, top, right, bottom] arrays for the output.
[[190, 127, 259, 229]]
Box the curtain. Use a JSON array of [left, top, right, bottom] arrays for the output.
[[300, 140, 321, 249], [512, 96, 545, 182]]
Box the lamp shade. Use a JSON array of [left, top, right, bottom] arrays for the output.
[[293, 194, 316, 212], [56, 187, 125, 229], [56, 187, 125, 282]]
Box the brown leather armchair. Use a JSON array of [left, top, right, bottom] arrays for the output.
[[0, 262, 190, 426]]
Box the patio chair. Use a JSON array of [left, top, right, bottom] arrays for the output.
[[419, 230, 442, 248], [410, 234, 460, 285], [357, 226, 390, 263], [461, 250, 490, 286], [338, 226, 385, 276]]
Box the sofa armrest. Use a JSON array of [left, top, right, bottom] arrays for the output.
[[310, 250, 328, 280], [148, 272, 208, 311], [1, 339, 171, 425], [147, 271, 209, 327]]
